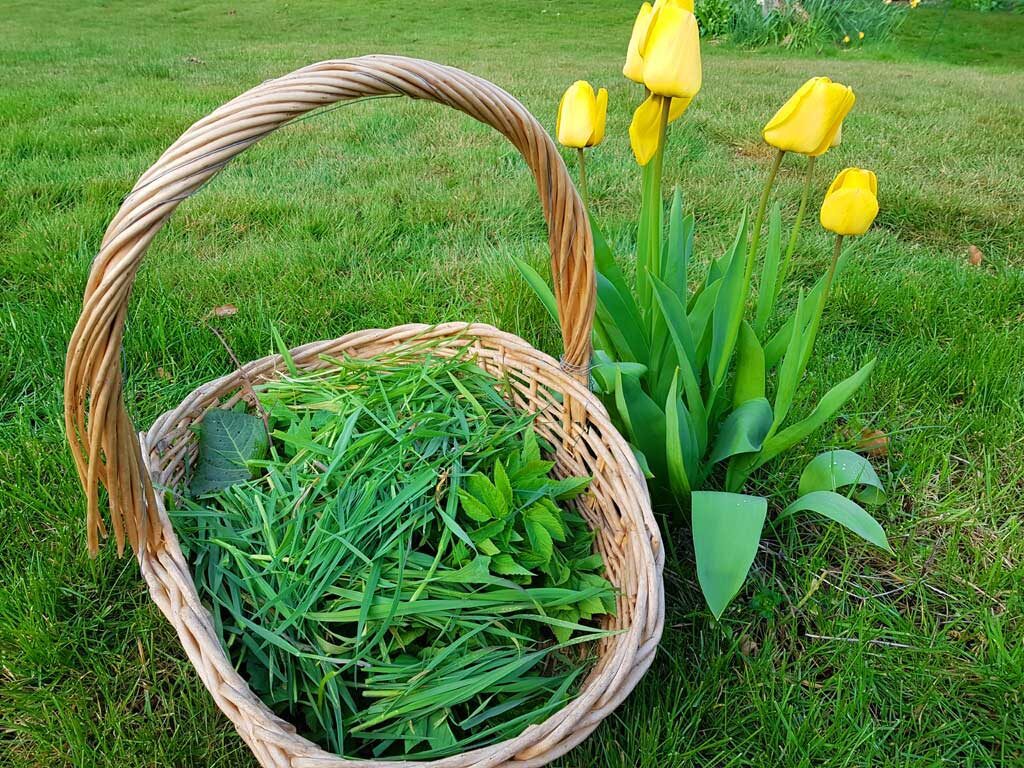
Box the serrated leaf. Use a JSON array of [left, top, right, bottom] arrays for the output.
[[494, 460, 513, 509], [457, 489, 493, 522], [799, 450, 886, 505], [189, 409, 268, 496], [778, 491, 892, 553], [525, 504, 566, 542], [465, 474, 507, 518], [524, 518, 554, 565], [491, 553, 534, 577], [692, 491, 767, 619]]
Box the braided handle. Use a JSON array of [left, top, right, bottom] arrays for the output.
[[65, 55, 595, 556]]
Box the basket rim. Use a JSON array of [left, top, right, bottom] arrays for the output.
[[139, 322, 664, 768]]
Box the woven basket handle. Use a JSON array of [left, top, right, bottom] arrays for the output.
[[64, 55, 594, 556]]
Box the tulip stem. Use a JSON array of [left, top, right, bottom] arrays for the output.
[[576, 148, 589, 209], [745, 148, 785, 289], [637, 96, 671, 313], [777, 154, 816, 298]]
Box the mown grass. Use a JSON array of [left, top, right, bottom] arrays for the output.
[[1, 1, 1022, 766]]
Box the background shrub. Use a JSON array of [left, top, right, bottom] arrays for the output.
[[731, 0, 907, 49]]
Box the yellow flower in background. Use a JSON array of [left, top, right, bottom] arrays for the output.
[[820, 167, 879, 236], [556, 81, 608, 148], [762, 77, 855, 156], [858, 31, 865, 40], [843, 35, 851, 44], [910, 0, 920, 7], [640, 3, 702, 99], [623, 2, 655, 83]]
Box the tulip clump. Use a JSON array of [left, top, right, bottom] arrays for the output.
[[519, 1, 890, 618]]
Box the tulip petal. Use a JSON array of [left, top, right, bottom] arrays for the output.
[[820, 167, 879, 236], [642, 6, 702, 99], [557, 80, 598, 149], [669, 95, 692, 123], [763, 77, 855, 157], [623, 3, 654, 83], [588, 88, 608, 147], [630, 95, 665, 166]]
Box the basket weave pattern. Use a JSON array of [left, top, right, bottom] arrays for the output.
[[64, 56, 664, 767]]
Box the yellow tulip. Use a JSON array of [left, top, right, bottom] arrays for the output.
[[820, 167, 879, 236], [623, 3, 655, 83], [628, 94, 692, 165], [762, 77, 855, 157], [639, 4, 702, 99], [556, 81, 608, 149]]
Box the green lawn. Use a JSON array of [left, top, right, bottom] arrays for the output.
[[2, 1, 1023, 766]]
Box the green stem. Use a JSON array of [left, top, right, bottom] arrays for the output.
[[576, 147, 589, 209], [776, 154, 816, 298], [799, 234, 843, 374], [637, 95, 671, 319], [744, 148, 785, 290]]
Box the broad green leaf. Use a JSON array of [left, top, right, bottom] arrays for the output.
[[592, 219, 644, 331], [189, 409, 268, 496], [708, 397, 773, 464], [663, 187, 689, 296], [665, 371, 696, 497], [524, 517, 554, 565], [688, 277, 721, 372], [650, 275, 706, 445], [465, 474, 507, 518], [733, 320, 766, 407], [491, 553, 534, 577], [494, 460, 513, 509], [692, 491, 767, 619], [525, 504, 566, 542], [591, 351, 647, 394], [512, 258, 559, 323], [799, 450, 886, 505], [708, 212, 749, 389], [630, 445, 654, 479], [770, 289, 810, 435], [614, 369, 668, 482], [755, 358, 877, 469], [778, 490, 892, 552], [596, 273, 650, 364], [753, 202, 783, 336], [457, 490, 493, 522], [764, 249, 852, 370]]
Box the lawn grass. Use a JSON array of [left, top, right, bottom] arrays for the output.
[[2, 1, 1022, 766]]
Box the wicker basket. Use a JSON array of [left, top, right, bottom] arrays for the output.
[[64, 55, 663, 768]]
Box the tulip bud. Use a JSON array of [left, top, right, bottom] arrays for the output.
[[623, 3, 655, 83], [762, 77, 855, 157], [820, 167, 879, 236], [556, 81, 608, 149], [640, 4, 702, 99]]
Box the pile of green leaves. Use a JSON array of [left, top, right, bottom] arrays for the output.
[[517, 187, 890, 619], [169, 343, 614, 759]]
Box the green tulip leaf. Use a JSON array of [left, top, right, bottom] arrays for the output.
[[692, 491, 768, 619], [733, 320, 766, 407], [592, 219, 644, 331], [708, 212, 750, 390], [513, 258, 559, 323], [709, 397, 774, 464], [665, 370, 698, 496], [756, 357, 877, 469], [596, 272, 650, 364], [753, 202, 783, 336], [591, 350, 647, 394], [777, 490, 892, 553], [614, 369, 668, 482], [799, 450, 886, 505]]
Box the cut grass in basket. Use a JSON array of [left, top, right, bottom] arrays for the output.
[[169, 340, 616, 759]]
